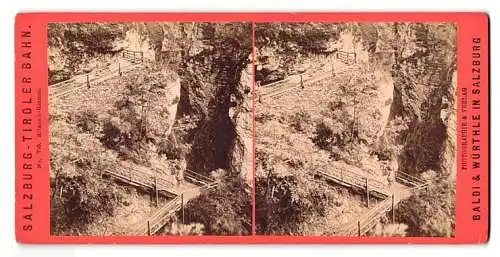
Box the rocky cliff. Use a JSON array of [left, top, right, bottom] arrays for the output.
[[174, 25, 253, 182], [388, 23, 457, 177]]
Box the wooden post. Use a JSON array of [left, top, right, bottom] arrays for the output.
[[300, 74, 304, 88], [181, 193, 185, 224], [332, 64, 335, 77], [353, 95, 357, 137], [143, 100, 148, 137], [353, 52, 357, 64], [118, 62, 121, 76], [147, 220, 151, 236], [154, 176, 159, 207], [86, 74, 90, 89], [391, 194, 395, 223], [357, 220, 361, 236], [365, 177, 370, 208]]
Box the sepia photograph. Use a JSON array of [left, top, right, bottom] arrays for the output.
[[48, 22, 253, 236], [255, 22, 457, 237]]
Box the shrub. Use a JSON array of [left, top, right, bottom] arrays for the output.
[[396, 175, 455, 237], [158, 138, 186, 160], [289, 109, 311, 132], [255, 172, 333, 235], [71, 109, 100, 134], [312, 119, 353, 151], [183, 174, 251, 235], [50, 173, 122, 235], [312, 121, 334, 150]]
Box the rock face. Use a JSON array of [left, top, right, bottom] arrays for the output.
[[336, 31, 370, 64], [336, 23, 456, 178], [117, 26, 156, 61], [162, 73, 182, 136], [255, 45, 287, 85], [374, 70, 396, 138], [388, 23, 457, 177], [229, 57, 253, 182], [439, 70, 457, 179], [177, 30, 252, 181]]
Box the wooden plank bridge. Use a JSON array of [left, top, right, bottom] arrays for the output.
[[103, 163, 218, 236], [129, 174, 218, 236], [337, 172, 429, 236], [316, 168, 390, 198], [313, 162, 428, 236]]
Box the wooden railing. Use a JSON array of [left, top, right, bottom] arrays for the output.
[[316, 168, 389, 197], [258, 64, 356, 100], [340, 197, 393, 236], [339, 176, 430, 236], [184, 169, 216, 186], [396, 171, 426, 187], [104, 166, 179, 198], [126, 167, 219, 236], [257, 50, 359, 100], [49, 56, 141, 99], [130, 195, 183, 235], [336, 50, 356, 65], [122, 50, 144, 63]]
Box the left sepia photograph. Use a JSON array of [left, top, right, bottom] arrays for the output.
[[48, 22, 253, 236]]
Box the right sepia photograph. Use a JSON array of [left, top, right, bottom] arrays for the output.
[[254, 23, 457, 237]]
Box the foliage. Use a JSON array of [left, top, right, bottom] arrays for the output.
[[50, 173, 122, 235], [397, 174, 456, 237], [371, 115, 410, 161], [256, 23, 342, 54], [49, 115, 121, 235], [48, 23, 129, 79], [70, 109, 101, 134], [289, 109, 312, 132], [100, 68, 179, 163], [48, 69, 72, 85], [313, 99, 353, 154], [183, 174, 251, 235], [255, 151, 333, 235], [349, 23, 379, 53]]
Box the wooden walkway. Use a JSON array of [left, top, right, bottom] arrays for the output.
[[257, 51, 358, 100], [127, 169, 218, 235], [338, 172, 429, 236], [316, 168, 390, 197], [105, 163, 218, 236], [49, 50, 144, 99]]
